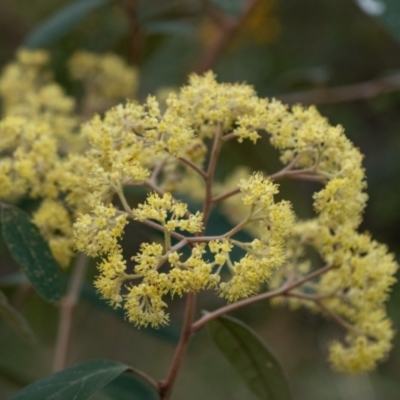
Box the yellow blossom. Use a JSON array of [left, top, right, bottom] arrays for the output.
[[73, 202, 127, 257], [48, 68, 398, 375], [133, 243, 164, 275], [0, 49, 77, 146], [125, 283, 169, 328], [134, 192, 203, 234], [69, 51, 138, 112], [32, 199, 74, 268]]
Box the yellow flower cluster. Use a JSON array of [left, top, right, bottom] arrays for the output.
[[76, 171, 292, 326], [168, 244, 217, 297], [0, 50, 79, 266], [133, 193, 203, 234], [166, 71, 266, 141], [73, 72, 397, 375], [32, 200, 74, 268], [0, 51, 396, 373], [69, 51, 138, 112], [79, 93, 208, 203], [74, 202, 127, 257], [0, 49, 141, 267], [220, 174, 294, 301], [179, 74, 396, 372], [0, 49, 77, 147], [254, 103, 398, 373], [0, 115, 61, 201], [298, 221, 397, 373], [82, 96, 195, 160]]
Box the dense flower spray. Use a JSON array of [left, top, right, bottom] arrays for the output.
[[0, 51, 397, 373]]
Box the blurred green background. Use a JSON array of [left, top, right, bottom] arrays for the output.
[[1, 0, 400, 399]]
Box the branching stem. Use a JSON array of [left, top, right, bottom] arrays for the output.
[[145, 179, 165, 196], [191, 264, 336, 332], [286, 291, 336, 301], [159, 293, 196, 400], [158, 126, 224, 399], [316, 299, 360, 334], [212, 152, 317, 204], [186, 218, 249, 243], [202, 125, 223, 226], [129, 367, 158, 389], [178, 157, 208, 180], [278, 73, 400, 105]]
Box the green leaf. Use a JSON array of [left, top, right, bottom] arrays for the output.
[[208, 315, 292, 400], [356, 0, 400, 43], [210, 0, 244, 16], [24, 0, 113, 49], [0, 289, 35, 344], [1, 204, 63, 304], [8, 359, 153, 400], [101, 373, 159, 400]]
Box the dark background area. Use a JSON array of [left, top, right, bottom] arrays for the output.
[[1, 0, 400, 399]]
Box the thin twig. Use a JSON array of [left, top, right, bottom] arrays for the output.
[[316, 300, 358, 333], [142, 219, 186, 242], [125, 0, 143, 65], [281, 291, 358, 334], [211, 152, 317, 205], [53, 253, 88, 372], [186, 217, 248, 243], [129, 367, 158, 389], [178, 157, 208, 180], [170, 238, 189, 253], [267, 152, 311, 180], [202, 125, 224, 225], [277, 73, 400, 105], [157, 125, 225, 400], [145, 180, 165, 196], [116, 187, 134, 217], [222, 132, 237, 142], [285, 291, 335, 301], [150, 161, 165, 184], [159, 292, 196, 400], [191, 264, 335, 332], [287, 174, 326, 182], [145, 161, 166, 195], [211, 187, 241, 204]]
